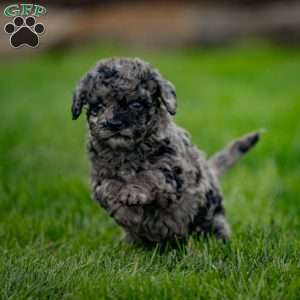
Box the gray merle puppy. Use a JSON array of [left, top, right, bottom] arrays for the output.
[[72, 57, 261, 246]]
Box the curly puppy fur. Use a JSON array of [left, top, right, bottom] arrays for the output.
[[72, 57, 260, 246]]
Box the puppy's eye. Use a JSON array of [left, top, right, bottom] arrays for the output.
[[129, 101, 144, 111], [89, 108, 98, 116], [97, 103, 105, 110], [89, 103, 104, 115]]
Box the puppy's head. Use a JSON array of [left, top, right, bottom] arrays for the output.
[[72, 58, 176, 149]]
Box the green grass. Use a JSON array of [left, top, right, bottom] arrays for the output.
[[0, 45, 300, 299]]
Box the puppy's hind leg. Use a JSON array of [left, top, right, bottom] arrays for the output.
[[192, 195, 231, 241], [211, 213, 231, 241]]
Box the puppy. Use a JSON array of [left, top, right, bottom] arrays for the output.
[[72, 58, 260, 246]]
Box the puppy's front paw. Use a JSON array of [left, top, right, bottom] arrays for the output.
[[119, 186, 149, 206]]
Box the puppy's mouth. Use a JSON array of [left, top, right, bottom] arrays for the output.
[[111, 132, 132, 140], [103, 130, 137, 149], [89, 117, 145, 145], [101, 128, 133, 141]]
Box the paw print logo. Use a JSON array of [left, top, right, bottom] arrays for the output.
[[4, 16, 45, 48]]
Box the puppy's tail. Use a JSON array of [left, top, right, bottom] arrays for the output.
[[209, 129, 264, 178]]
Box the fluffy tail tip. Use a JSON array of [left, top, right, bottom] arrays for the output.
[[210, 128, 266, 178], [239, 129, 266, 153]]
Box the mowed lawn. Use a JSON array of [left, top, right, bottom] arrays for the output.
[[0, 45, 299, 300]]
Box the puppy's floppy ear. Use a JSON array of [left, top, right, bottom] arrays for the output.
[[151, 69, 177, 115], [72, 76, 90, 120], [72, 91, 83, 120]]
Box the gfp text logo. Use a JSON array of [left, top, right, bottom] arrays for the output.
[[3, 4, 47, 48]]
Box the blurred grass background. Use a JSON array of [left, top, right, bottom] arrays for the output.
[[0, 44, 299, 299]]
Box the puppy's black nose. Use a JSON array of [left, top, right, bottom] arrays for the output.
[[105, 119, 123, 131]]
